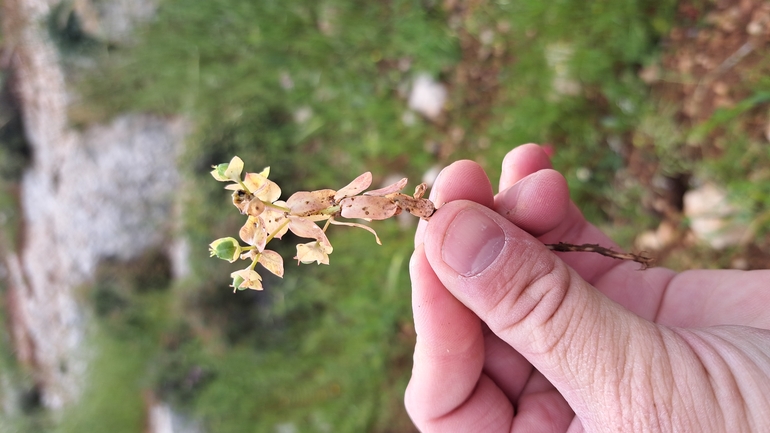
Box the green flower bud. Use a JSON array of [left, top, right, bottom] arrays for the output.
[[231, 273, 247, 290], [230, 268, 263, 291], [210, 156, 245, 182], [209, 237, 242, 263], [210, 163, 231, 181]]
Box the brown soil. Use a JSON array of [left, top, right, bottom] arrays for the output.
[[637, 0, 770, 269]]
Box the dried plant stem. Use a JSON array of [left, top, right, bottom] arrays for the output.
[[545, 242, 654, 269], [416, 197, 653, 269]]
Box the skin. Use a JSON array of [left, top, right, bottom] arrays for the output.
[[406, 143, 770, 432]]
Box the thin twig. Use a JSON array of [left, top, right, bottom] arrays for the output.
[[545, 242, 654, 269], [406, 196, 654, 268]]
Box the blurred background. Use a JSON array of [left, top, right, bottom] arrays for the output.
[[2, 0, 770, 431]]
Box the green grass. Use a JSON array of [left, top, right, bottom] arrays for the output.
[[71, 1, 682, 431], [55, 326, 153, 433], [163, 224, 416, 432], [53, 253, 174, 433]]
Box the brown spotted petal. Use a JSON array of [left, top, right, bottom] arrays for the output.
[[286, 189, 336, 217], [334, 172, 372, 201], [287, 217, 332, 248], [388, 191, 435, 220], [258, 249, 284, 278], [363, 177, 407, 197], [246, 199, 266, 217], [339, 196, 398, 220], [239, 216, 267, 251], [262, 204, 290, 239]]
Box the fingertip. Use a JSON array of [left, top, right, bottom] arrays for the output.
[[499, 144, 553, 191], [430, 160, 495, 210], [495, 169, 570, 237], [416, 160, 493, 247]]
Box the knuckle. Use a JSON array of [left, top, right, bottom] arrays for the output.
[[484, 244, 575, 354]]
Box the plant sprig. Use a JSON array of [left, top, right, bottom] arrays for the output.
[[209, 156, 434, 291], [209, 157, 652, 292]]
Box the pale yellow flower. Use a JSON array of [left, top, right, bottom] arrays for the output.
[[230, 268, 263, 291], [294, 241, 334, 265], [210, 156, 244, 182], [225, 168, 281, 202]]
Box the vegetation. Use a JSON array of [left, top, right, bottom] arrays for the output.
[[76, 2, 680, 430]]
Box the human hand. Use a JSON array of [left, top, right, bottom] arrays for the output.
[[406, 144, 770, 432]]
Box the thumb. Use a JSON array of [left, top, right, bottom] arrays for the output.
[[423, 200, 666, 430]]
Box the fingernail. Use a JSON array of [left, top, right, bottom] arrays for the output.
[[442, 208, 505, 276]]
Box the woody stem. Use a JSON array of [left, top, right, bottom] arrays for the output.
[[544, 242, 654, 268]]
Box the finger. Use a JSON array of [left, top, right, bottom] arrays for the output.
[[497, 170, 624, 282], [496, 144, 622, 279], [494, 169, 570, 237], [494, 147, 677, 319], [422, 201, 667, 431], [481, 328, 576, 431], [415, 160, 494, 246], [482, 327, 535, 402], [495, 169, 675, 320], [510, 371, 574, 433], [405, 245, 513, 431], [496, 166, 663, 289], [498, 143, 553, 191], [656, 269, 770, 328], [496, 144, 620, 280]]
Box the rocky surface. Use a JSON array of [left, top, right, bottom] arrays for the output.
[[2, 0, 185, 410], [407, 73, 447, 121], [683, 182, 746, 250]]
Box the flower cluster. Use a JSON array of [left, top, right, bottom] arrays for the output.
[[209, 156, 434, 291]]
